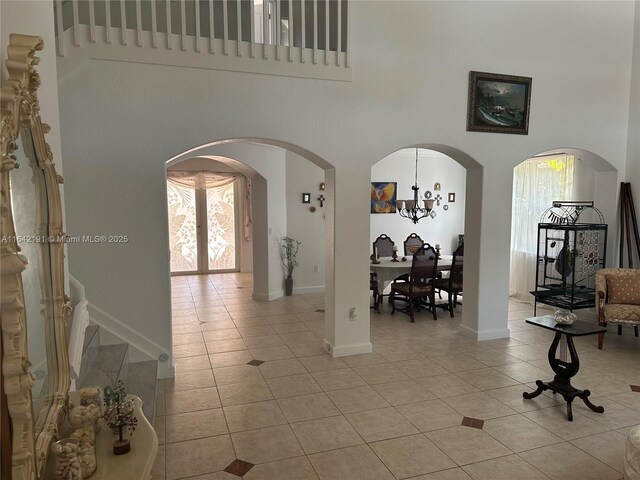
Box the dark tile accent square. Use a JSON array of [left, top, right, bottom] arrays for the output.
[[461, 417, 484, 429], [247, 359, 265, 366], [224, 459, 254, 477], [315, 309, 325, 312], [237, 286, 245, 289], [631, 385, 640, 392]]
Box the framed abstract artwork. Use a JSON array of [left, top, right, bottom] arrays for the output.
[[371, 182, 397, 214], [467, 71, 532, 135]]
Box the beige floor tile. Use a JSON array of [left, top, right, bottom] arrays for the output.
[[290, 415, 364, 454], [574, 398, 640, 429], [345, 407, 419, 442], [205, 338, 248, 354], [326, 385, 390, 414], [165, 435, 235, 480], [461, 454, 548, 479], [270, 322, 310, 334], [352, 363, 410, 385], [342, 353, 388, 367], [498, 345, 547, 362], [173, 342, 208, 358], [249, 345, 296, 361], [485, 384, 561, 413], [223, 399, 287, 432], [152, 444, 166, 480], [430, 355, 487, 373], [443, 392, 517, 420], [483, 414, 563, 452], [370, 434, 456, 478], [266, 373, 323, 398], [165, 386, 221, 414], [280, 331, 321, 345], [209, 350, 254, 368], [166, 369, 216, 392], [392, 358, 451, 379], [173, 332, 205, 346], [416, 374, 480, 398], [308, 444, 394, 480], [199, 320, 237, 331], [243, 334, 285, 349], [606, 391, 640, 411], [519, 442, 621, 480], [494, 363, 553, 383], [466, 349, 522, 367], [571, 430, 627, 472], [174, 354, 212, 373], [259, 358, 307, 378], [213, 364, 264, 385], [231, 425, 304, 464], [311, 368, 367, 390], [373, 380, 437, 406], [155, 416, 166, 444], [277, 392, 341, 422], [299, 354, 349, 372], [396, 399, 463, 432], [289, 342, 327, 357], [426, 426, 512, 466], [243, 456, 319, 480], [173, 323, 205, 335], [523, 406, 609, 440], [455, 368, 520, 390], [237, 325, 277, 337], [202, 329, 241, 342], [216, 379, 274, 406], [406, 468, 472, 480], [183, 471, 239, 479], [165, 408, 228, 443]]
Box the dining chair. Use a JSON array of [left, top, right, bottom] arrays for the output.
[[373, 234, 395, 257], [370, 272, 380, 311], [404, 233, 425, 256], [390, 249, 439, 322], [433, 243, 464, 317]]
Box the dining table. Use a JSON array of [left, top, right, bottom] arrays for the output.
[[370, 255, 453, 312]]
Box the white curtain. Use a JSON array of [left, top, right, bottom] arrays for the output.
[[509, 155, 575, 301], [166, 171, 252, 241]]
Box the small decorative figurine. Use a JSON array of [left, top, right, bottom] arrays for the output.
[[391, 245, 399, 262]]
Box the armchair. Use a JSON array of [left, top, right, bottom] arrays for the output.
[[595, 268, 640, 349]]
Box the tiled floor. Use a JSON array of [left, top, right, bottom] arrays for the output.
[[152, 273, 640, 480]]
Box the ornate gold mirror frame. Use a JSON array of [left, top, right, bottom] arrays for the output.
[[1, 34, 71, 480]]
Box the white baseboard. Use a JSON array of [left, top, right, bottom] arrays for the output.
[[323, 339, 373, 357], [293, 285, 325, 294], [252, 291, 283, 301], [88, 303, 173, 378], [459, 324, 511, 341]]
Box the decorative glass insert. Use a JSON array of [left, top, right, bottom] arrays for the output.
[[167, 182, 198, 272], [206, 182, 236, 271]]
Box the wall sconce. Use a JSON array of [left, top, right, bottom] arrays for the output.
[[302, 193, 311, 203], [319, 182, 325, 191]]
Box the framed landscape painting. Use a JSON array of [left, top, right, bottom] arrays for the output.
[[467, 71, 532, 135], [371, 182, 397, 214]]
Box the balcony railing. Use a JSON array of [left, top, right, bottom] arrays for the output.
[[54, 0, 350, 79]]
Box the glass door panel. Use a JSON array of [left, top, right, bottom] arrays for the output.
[[167, 182, 199, 273], [206, 182, 237, 271]]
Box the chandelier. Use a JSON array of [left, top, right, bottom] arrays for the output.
[[397, 148, 435, 224]]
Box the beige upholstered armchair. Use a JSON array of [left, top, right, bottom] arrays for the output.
[[595, 268, 640, 349]]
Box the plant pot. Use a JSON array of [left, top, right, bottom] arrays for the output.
[[284, 276, 293, 296], [113, 439, 130, 455]]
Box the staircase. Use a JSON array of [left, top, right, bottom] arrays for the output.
[[78, 324, 158, 423]]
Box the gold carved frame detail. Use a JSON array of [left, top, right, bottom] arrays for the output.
[[1, 34, 71, 479]]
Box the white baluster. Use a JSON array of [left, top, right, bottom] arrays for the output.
[[300, 0, 305, 63], [151, 0, 158, 48], [223, 0, 229, 55], [89, 0, 96, 42], [209, 0, 216, 54], [288, 0, 293, 61], [135, 0, 142, 46], [262, 0, 269, 59], [249, 0, 255, 58], [120, 0, 127, 45], [313, 0, 318, 64], [166, 0, 173, 49], [324, 0, 329, 65], [236, 0, 242, 57], [72, 0, 80, 46], [195, 0, 201, 52], [336, 0, 341, 66], [180, 0, 187, 51], [56, 0, 65, 55], [275, 0, 281, 60], [345, 0, 350, 67]]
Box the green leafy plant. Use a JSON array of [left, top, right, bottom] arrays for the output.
[[277, 235, 302, 278], [103, 381, 137, 445]]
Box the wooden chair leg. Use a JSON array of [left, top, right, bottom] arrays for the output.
[[390, 291, 396, 314], [635, 325, 639, 337], [408, 296, 415, 323], [618, 325, 623, 335], [431, 294, 437, 320], [448, 293, 454, 318], [598, 331, 605, 349]]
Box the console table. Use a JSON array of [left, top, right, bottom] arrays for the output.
[[522, 315, 606, 421]]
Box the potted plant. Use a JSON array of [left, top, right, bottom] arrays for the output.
[[277, 235, 302, 296], [103, 381, 138, 455]]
